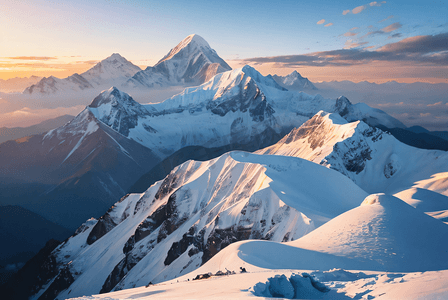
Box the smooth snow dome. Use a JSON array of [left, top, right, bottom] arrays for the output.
[[188, 193, 448, 277], [294, 193, 448, 272]]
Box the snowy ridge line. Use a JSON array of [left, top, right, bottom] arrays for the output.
[[31, 150, 367, 299]]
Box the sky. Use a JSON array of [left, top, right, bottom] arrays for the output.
[[1, 0, 447, 83]]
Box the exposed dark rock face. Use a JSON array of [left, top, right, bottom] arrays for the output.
[[38, 265, 74, 300], [335, 96, 352, 117], [100, 254, 138, 294], [0, 239, 61, 300], [201, 226, 252, 264], [164, 227, 202, 266], [101, 188, 189, 293], [87, 194, 130, 245], [206, 79, 274, 122], [89, 87, 150, 136]]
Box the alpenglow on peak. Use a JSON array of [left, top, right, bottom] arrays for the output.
[[159, 34, 212, 63]]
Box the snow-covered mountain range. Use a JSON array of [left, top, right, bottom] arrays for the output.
[[22, 34, 231, 95], [1, 65, 403, 231], [3, 35, 447, 300], [23, 54, 141, 95], [19, 110, 448, 299]]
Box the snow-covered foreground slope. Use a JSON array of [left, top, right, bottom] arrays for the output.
[[260, 111, 448, 196], [30, 151, 367, 299], [72, 194, 448, 299], [71, 269, 448, 300]]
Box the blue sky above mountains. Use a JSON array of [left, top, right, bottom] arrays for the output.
[[1, 0, 447, 82]]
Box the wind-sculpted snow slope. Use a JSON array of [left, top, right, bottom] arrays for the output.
[[260, 111, 448, 196], [30, 151, 367, 299], [190, 194, 448, 276]]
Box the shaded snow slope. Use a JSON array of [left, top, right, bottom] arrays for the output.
[[394, 187, 448, 222], [260, 111, 448, 195], [30, 151, 367, 299], [294, 194, 448, 272]]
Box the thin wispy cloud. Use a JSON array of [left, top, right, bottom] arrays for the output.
[[388, 33, 402, 39], [382, 22, 402, 33], [325, 23, 334, 27], [317, 19, 325, 25], [75, 60, 99, 65], [427, 101, 443, 107], [369, 1, 385, 6], [362, 22, 402, 38], [362, 30, 385, 38], [378, 102, 404, 107], [379, 15, 394, 23], [343, 1, 387, 15], [352, 5, 367, 14], [344, 40, 369, 49], [6, 56, 57, 61]]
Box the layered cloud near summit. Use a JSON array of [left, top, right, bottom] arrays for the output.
[[232, 32, 448, 83], [238, 32, 448, 68]]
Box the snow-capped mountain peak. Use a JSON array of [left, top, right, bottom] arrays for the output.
[[148, 34, 232, 84], [272, 70, 317, 91], [89, 86, 132, 108], [81, 53, 141, 85], [122, 35, 232, 89], [287, 70, 303, 78], [103, 53, 130, 63], [158, 34, 212, 63], [88, 87, 150, 136]]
